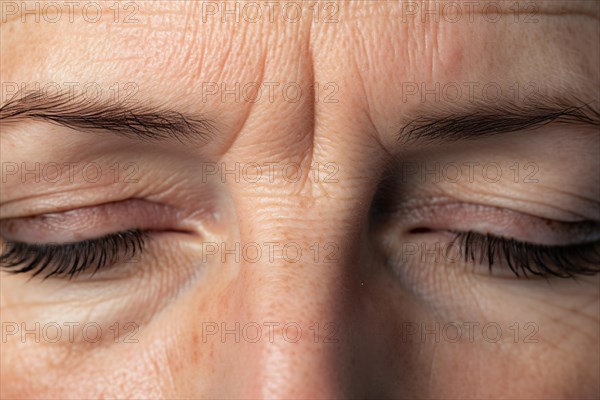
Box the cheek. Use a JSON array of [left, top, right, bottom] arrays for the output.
[[0, 336, 158, 398]]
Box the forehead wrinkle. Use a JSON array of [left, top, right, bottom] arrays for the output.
[[1, 10, 268, 102], [103, 4, 299, 91], [4, 0, 592, 79]]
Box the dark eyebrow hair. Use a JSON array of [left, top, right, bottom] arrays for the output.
[[398, 97, 600, 145], [0, 90, 217, 144]]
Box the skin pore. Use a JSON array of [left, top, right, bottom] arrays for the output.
[[0, 1, 599, 398]]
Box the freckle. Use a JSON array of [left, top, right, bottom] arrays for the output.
[[192, 332, 199, 346]]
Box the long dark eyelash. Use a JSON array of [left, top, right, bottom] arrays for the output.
[[450, 231, 600, 279], [0, 230, 146, 280]]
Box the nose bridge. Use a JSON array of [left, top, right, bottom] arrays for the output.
[[224, 194, 366, 397], [216, 112, 379, 393], [237, 192, 362, 316]]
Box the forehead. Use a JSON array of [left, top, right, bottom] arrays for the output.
[[1, 1, 598, 114]]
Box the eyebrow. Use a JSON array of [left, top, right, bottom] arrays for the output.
[[398, 97, 600, 145], [2, 91, 598, 147], [0, 90, 216, 144]]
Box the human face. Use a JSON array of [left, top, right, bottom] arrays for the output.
[[1, 1, 599, 398]]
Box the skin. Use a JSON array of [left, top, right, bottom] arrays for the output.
[[0, 0, 599, 398]]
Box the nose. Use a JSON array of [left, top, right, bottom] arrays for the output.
[[176, 138, 388, 397], [214, 192, 370, 398]]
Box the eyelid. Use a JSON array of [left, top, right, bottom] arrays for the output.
[[0, 199, 192, 243], [388, 201, 600, 245]]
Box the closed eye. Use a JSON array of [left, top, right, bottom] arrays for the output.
[[449, 231, 600, 279], [0, 230, 147, 280]]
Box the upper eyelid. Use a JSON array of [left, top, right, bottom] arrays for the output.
[[0, 199, 191, 243], [376, 200, 600, 245], [377, 172, 600, 223]]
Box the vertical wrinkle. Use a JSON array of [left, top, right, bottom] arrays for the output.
[[426, 341, 439, 394], [429, 19, 441, 80], [350, 28, 388, 157], [218, 42, 268, 159], [179, 1, 201, 69], [304, 9, 317, 189]]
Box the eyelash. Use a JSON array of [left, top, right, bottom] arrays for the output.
[[1, 228, 597, 281], [451, 231, 600, 279], [0, 230, 146, 280]]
